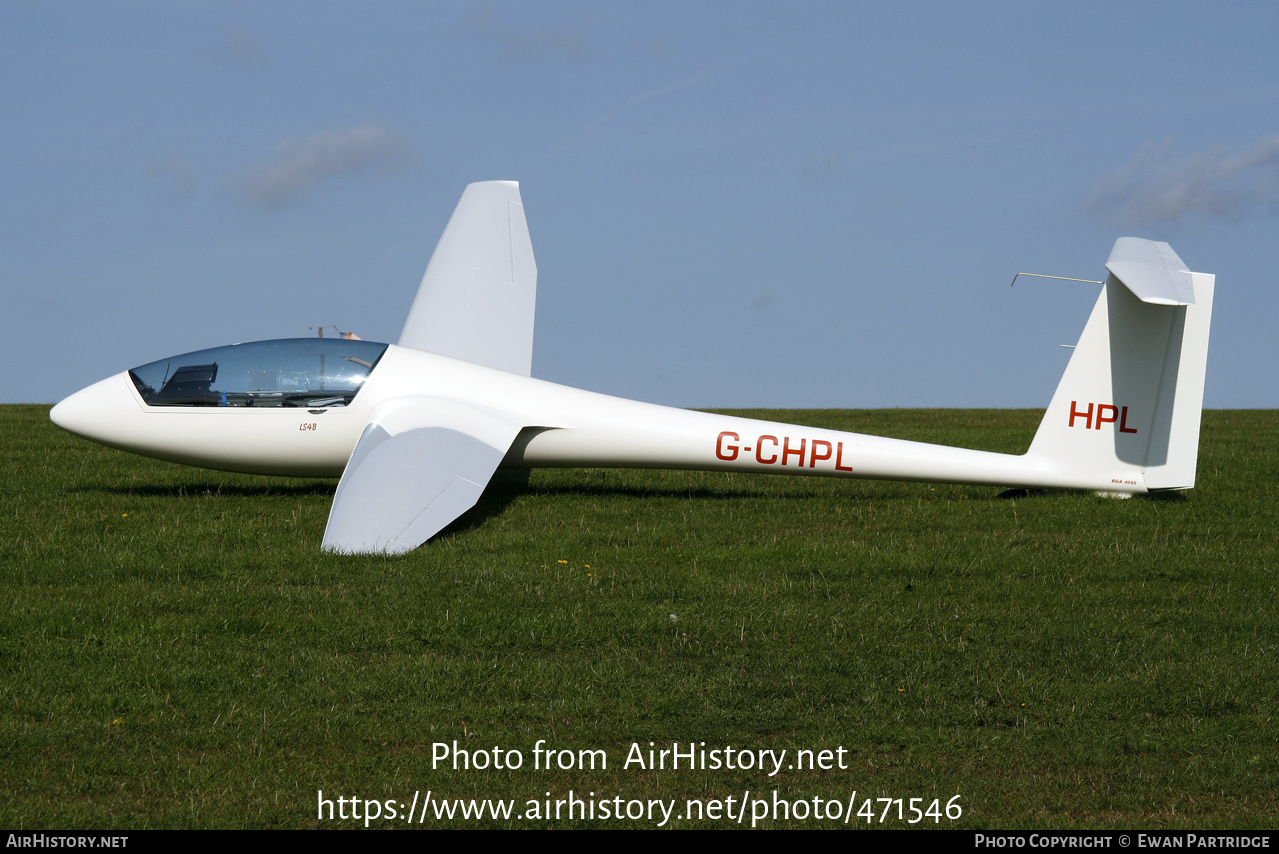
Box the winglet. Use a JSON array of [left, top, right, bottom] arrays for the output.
[[399, 181, 538, 375]]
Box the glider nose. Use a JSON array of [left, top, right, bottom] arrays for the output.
[[50, 373, 141, 448]]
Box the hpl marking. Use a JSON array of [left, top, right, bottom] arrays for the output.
[[1069, 401, 1137, 433]]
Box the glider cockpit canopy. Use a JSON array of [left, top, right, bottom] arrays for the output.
[[127, 338, 389, 408]]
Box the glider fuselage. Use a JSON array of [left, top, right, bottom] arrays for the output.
[[49, 181, 1215, 554], [52, 341, 1147, 493]]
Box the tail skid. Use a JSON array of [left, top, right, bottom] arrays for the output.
[[1027, 238, 1214, 493]]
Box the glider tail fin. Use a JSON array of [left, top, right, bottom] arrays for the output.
[[1026, 238, 1214, 492]]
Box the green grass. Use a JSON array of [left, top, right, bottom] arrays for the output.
[[2, 405, 1277, 828]]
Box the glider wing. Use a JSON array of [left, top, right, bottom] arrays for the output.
[[398, 181, 537, 375], [322, 396, 525, 554]]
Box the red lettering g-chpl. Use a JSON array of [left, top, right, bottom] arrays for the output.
[[715, 431, 740, 461], [809, 440, 833, 468]]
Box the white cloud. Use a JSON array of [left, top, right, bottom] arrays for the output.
[[233, 125, 411, 209], [1082, 135, 1279, 227]]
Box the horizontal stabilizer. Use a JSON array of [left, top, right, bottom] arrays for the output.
[[322, 397, 524, 554], [1105, 237, 1195, 305]]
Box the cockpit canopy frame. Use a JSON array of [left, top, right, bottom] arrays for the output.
[[127, 338, 389, 408]]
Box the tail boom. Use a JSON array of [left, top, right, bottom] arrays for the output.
[[508, 238, 1214, 497]]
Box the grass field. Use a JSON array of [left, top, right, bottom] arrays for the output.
[[2, 405, 1277, 829]]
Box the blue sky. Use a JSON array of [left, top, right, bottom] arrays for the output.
[[5, 1, 1277, 409]]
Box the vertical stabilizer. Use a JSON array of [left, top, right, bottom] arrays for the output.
[[1027, 239, 1214, 492]]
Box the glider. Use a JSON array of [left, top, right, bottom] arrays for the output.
[[50, 182, 1215, 554]]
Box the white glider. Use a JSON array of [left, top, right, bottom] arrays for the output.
[[50, 182, 1215, 554]]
